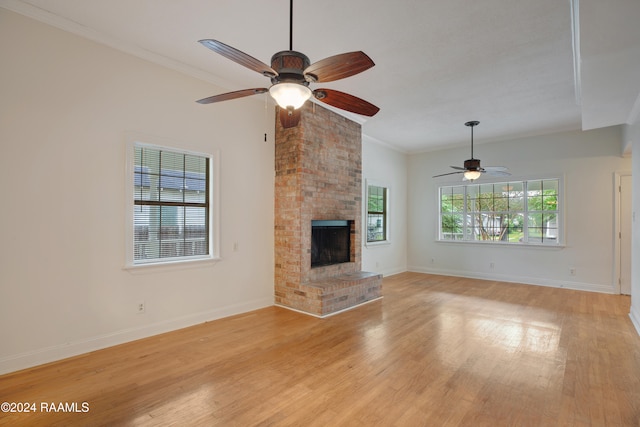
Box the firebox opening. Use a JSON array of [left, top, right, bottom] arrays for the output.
[[311, 220, 352, 268]]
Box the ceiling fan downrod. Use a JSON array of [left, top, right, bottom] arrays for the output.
[[289, 0, 293, 51], [465, 120, 479, 159]]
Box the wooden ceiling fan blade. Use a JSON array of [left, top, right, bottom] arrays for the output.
[[279, 107, 301, 128], [304, 51, 374, 83], [199, 39, 277, 77], [196, 88, 268, 104], [313, 89, 380, 116]]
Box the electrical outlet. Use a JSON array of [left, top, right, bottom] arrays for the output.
[[137, 302, 145, 314], [569, 267, 576, 276], [489, 262, 495, 269]]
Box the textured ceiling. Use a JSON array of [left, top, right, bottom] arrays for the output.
[[2, 0, 638, 152]]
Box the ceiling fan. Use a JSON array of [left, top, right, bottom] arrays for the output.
[[196, 0, 380, 128], [433, 121, 511, 181]]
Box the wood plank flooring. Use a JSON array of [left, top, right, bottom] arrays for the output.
[[1, 273, 640, 426]]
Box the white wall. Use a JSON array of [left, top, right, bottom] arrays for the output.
[[361, 136, 408, 276], [407, 127, 631, 292], [0, 10, 275, 374], [627, 122, 640, 333]]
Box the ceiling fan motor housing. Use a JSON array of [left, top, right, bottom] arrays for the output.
[[464, 158, 482, 171], [270, 51, 311, 85]]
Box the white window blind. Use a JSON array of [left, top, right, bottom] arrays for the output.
[[133, 144, 210, 264]]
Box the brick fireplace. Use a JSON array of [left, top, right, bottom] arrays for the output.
[[274, 102, 382, 317]]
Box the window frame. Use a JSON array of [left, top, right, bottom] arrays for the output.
[[124, 135, 220, 269], [436, 175, 563, 247], [365, 180, 390, 246]]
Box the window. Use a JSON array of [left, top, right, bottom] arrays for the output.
[[367, 184, 388, 243], [127, 141, 216, 266], [439, 178, 561, 245]]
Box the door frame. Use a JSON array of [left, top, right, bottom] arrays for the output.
[[614, 171, 632, 294]]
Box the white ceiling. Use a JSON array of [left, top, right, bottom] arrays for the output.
[[2, 0, 639, 153]]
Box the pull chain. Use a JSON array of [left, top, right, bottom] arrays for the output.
[[264, 92, 268, 142]]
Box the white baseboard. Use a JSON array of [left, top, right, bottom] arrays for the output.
[[406, 266, 617, 294], [0, 297, 273, 375], [630, 305, 640, 336], [275, 296, 383, 318], [375, 266, 407, 277]]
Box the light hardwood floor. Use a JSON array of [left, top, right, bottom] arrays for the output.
[[1, 273, 640, 426]]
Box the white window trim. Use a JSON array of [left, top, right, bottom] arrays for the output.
[[365, 179, 391, 247], [123, 133, 221, 271], [435, 174, 565, 248]]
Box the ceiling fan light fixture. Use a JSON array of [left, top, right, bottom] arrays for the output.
[[433, 121, 510, 180], [196, 0, 378, 128], [269, 82, 312, 110], [464, 170, 482, 181]]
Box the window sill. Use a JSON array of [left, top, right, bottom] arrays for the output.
[[365, 240, 391, 248], [435, 240, 565, 249], [124, 256, 222, 274]]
